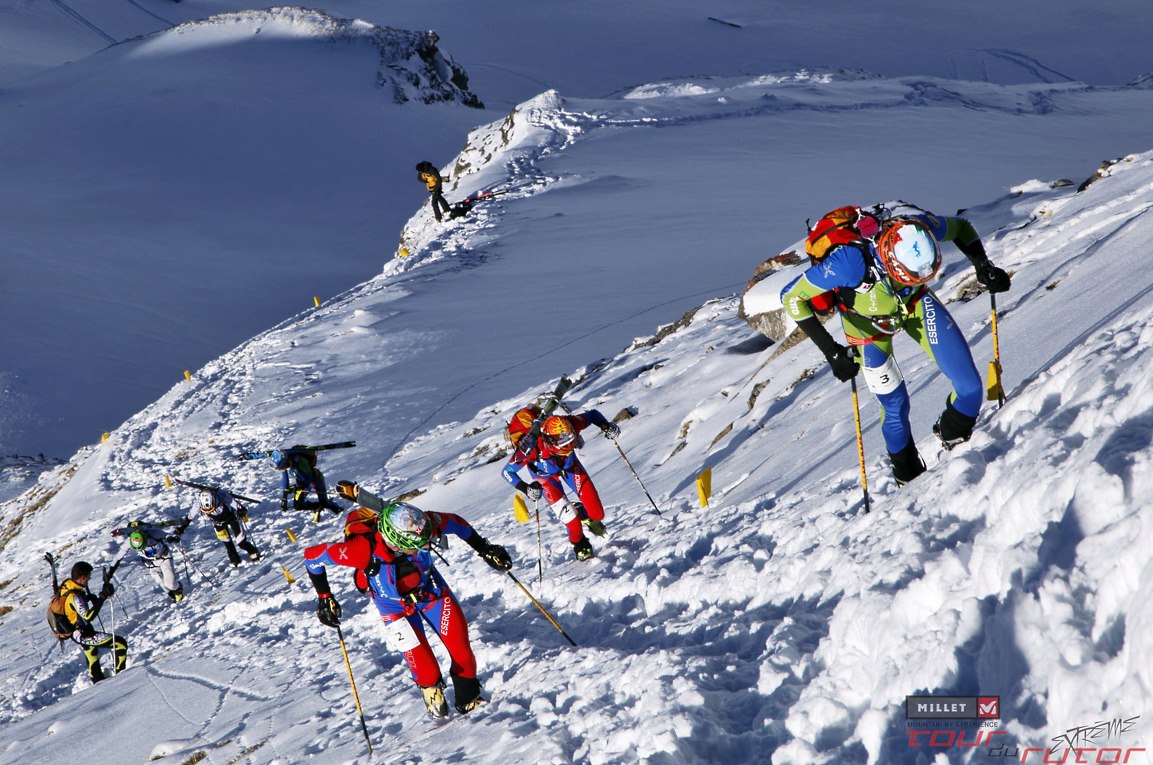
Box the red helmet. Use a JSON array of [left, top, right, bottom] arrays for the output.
[[875, 219, 941, 286], [542, 416, 577, 454]]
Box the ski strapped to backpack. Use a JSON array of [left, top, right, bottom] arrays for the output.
[[45, 552, 72, 640], [509, 377, 573, 458], [238, 441, 357, 462], [164, 475, 262, 504], [103, 556, 124, 592]]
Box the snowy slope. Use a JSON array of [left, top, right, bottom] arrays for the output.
[[2, 2, 1153, 764], [5, 0, 1153, 461], [3, 141, 1153, 763], [0, 7, 483, 458]]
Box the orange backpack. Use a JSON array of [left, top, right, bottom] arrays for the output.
[[804, 205, 880, 262], [46, 588, 75, 640], [507, 405, 542, 448]]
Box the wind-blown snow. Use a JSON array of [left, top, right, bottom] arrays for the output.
[[2, 2, 1153, 764]]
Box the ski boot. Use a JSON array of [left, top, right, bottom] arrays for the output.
[[583, 519, 607, 537], [451, 674, 485, 715], [168, 585, 185, 603], [321, 493, 343, 514], [420, 681, 449, 719], [933, 397, 978, 451], [240, 540, 262, 561], [573, 538, 596, 561], [888, 439, 926, 487]]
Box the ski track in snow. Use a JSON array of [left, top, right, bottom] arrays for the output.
[[44, 0, 116, 45]]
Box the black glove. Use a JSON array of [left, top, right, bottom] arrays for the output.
[[280, 494, 289, 512], [826, 345, 859, 382], [166, 535, 180, 543], [99, 582, 115, 599], [974, 260, 1011, 293], [525, 482, 543, 501], [601, 423, 621, 440], [478, 543, 512, 572], [316, 595, 341, 628]]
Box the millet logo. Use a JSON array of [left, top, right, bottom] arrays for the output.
[[906, 695, 1001, 720]]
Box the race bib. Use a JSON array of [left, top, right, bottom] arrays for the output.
[[382, 617, 421, 653], [862, 354, 903, 395], [554, 499, 578, 524]]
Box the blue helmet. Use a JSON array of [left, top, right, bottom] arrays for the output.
[[268, 450, 289, 470]]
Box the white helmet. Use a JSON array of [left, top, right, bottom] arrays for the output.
[[876, 219, 941, 286], [199, 491, 216, 510]]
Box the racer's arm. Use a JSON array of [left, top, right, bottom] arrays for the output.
[[502, 455, 533, 492], [304, 535, 373, 598], [430, 512, 513, 571], [919, 213, 1010, 290]]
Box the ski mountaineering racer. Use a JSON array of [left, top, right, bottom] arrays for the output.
[[112, 520, 188, 602], [779, 204, 1011, 484], [303, 488, 513, 718], [502, 409, 620, 561], [185, 488, 262, 567], [47, 560, 127, 682]]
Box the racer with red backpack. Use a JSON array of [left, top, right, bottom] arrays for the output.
[[780, 204, 1011, 485], [502, 410, 620, 561], [303, 486, 512, 719]]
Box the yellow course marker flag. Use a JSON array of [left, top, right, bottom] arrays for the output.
[[696, 467, 712, 508], [513, 494, 530, 523]]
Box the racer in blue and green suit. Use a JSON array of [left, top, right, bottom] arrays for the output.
[[780, 207, 1010, 484]]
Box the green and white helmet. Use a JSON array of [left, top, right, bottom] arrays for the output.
[[378, 502, 434, 550]]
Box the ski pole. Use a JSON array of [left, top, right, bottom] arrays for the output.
[[108, 592, 119, 675], [335, 623, 373, 756], [176, 545, 216, 588], [101, 558, 124, 673], [611, 441, 661, 516], [503, 570, 577, 647], [988, 292, 1006, 408], [532, 498, 544, 586], [850, 377, 870, 514]]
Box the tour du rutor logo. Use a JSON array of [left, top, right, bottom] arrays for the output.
[[906, 695, 1001, 719]]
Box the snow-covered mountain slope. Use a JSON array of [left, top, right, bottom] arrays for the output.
[[3, 144, 1153, 764], [0, 7, 484, 459], [6, 0, 1153, 463], [6, 0, 1152, 102]]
